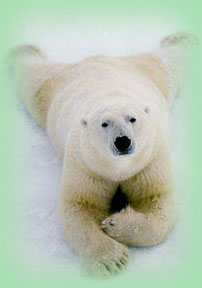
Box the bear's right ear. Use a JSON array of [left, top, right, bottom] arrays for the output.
[[124, 33, 197, 107], [81, 119, 88, 126]]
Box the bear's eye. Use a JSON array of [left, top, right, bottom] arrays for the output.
[[130, 117, 136, 123], [102, 122, 108, 128], [145, 107, 150, 114]]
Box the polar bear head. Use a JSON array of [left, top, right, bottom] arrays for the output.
[[79, 90, 165, 181], [77, 33, 195, 181]]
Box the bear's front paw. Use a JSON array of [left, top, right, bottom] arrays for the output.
[[101, 208, 145, 245], [101, 211, 131, 242], [86, 242, 129, 277], [102, 213, 122, 235]]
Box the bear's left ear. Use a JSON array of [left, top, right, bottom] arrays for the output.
[[124, 33, 197, 107]]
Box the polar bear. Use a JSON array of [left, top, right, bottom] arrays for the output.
[[10, 33, 194, 276]]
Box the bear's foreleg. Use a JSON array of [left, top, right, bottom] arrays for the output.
[[101, 193, 176, 247], [102, 147, 177, 247], [58, 164, 129, 276]]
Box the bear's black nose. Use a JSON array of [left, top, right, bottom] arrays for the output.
[[114, 136, 131, 154]]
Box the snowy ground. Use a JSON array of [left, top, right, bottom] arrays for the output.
[[10, 15, 191, 274]]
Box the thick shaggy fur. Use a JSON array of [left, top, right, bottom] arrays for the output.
[[10, 33, 193, 276]]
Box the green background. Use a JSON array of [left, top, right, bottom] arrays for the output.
[[0, 0, 202, 287]]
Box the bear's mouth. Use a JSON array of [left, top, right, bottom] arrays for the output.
[[111, 135, 134, 156]]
